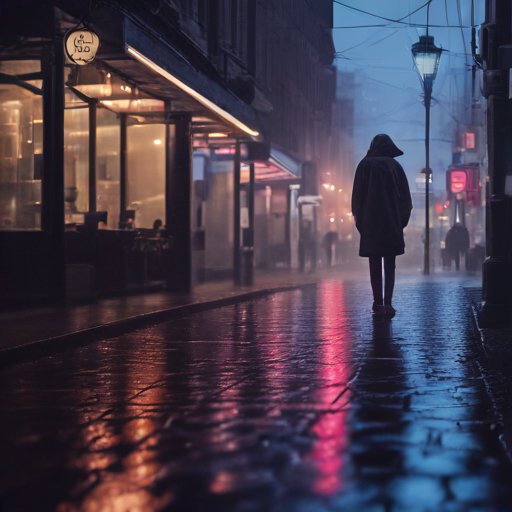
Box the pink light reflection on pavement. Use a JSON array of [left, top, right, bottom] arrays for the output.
[[308, 282, 350, 497]]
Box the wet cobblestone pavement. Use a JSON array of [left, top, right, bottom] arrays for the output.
[[1, 274, 512, 512]]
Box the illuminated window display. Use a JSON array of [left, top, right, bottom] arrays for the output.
[[64, 100, 89, 217], [0, 61, 43, 230], [96, 108, 120, 229], [127, 123, 165, 229]]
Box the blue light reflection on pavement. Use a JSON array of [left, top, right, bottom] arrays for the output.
[[0, 275, 511, 512]]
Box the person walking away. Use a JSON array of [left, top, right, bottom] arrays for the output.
[[445, 222, 470, 271], [323, 230, 339, 267], [351, 134, 413, 316]]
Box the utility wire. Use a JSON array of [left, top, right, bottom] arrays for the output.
[[432, 97, 462, 124], [333, 0, 433, 26], [337, 29, 398, 54], [456, 0, 469, 66], [332, 24, 472, 29]]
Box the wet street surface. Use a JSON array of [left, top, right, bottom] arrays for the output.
[[1, 274, 512, 512]]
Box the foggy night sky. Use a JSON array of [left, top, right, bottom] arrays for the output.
[[332, 0, 485, 192]]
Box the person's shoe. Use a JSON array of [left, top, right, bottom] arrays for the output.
[[384, 304, 396, 317], [372, 301, 384, 314]]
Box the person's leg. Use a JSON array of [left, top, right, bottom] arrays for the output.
[[455, 252, 460, 271], [384, 256, 396, 305], [369, 256, 383, 305], [326, 244, 332, 266]]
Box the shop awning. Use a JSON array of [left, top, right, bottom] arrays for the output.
[[241, 144, 302, 183], [106, 20, 260, 137]]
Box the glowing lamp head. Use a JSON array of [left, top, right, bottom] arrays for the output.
[[411, 35, 442, 87]]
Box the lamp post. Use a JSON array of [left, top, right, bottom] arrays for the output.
[[412, 34, 442, 275]]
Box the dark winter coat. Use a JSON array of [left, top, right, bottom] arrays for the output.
[[351, 134, 413, 257]]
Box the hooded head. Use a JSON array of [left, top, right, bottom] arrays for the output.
[[367, 134, 404, 158]]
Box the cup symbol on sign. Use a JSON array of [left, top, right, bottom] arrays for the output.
[[65, 28, 99, 65], [74, 33, 93, 53]]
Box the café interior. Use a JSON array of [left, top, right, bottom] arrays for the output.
[[0, 38, 300, 302]]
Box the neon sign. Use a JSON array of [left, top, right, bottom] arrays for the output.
[[462, 132, 475, 149], [451, 170, 467, 193]]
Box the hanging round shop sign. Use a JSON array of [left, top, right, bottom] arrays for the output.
[[64, 27, 100, 65]]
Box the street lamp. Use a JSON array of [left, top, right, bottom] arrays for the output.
[[412, 34, 442, 275]]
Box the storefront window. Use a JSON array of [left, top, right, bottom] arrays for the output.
[[97, 108, 120, 229], [64, 103, 89, 219], [127, 123, 165, 229], [0, 79, 43, 230]]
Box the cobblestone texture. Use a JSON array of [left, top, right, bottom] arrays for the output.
[[1, 273, 511, 512]]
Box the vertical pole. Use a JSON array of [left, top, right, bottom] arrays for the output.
[[42, 40, 66, 301], [244, 161, 255, 285], [166, 115, 192, 292], [286, 186, 292, 269], [298, 203, 305, 272], [233, 139, 241, 284], [41, 47, 52, 234], [120, 113, 127, 216], [481, 96, 512, 304], [424, 88, 431, 275], [249, 162, 255, 234], [88, 101, 97, 212]]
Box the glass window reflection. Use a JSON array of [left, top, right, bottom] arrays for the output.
[[0, 84, 42, 230], [97, 108, 120, 229], [127, 123, 165, 229]]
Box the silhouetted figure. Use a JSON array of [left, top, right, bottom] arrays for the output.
[[299, 219, 316, 272], [351, 134, 413, 315], [472, 243, 485, 271], [323, 231, 338, 266], [445, 222, 470, 271], [152, 218, 165, 237]]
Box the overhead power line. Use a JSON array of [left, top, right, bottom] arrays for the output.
[[332, 24, 472, 29], [456, 0, 469, 66], [337, 28, 398, 54], [332, 0, 473, 29], [333, 0, 433, 25]]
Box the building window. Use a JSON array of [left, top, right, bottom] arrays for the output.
[[198, 0, 207, 25], [180, 0, 194, 17], [127, 123, 166, 229], [236, 0, 248, 62], [96, 108, 120, 229], [64, 101, 89, 218], [0, 60, 43, 230]]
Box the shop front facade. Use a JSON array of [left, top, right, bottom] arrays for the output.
[[0, 2, 260, 303], [0, 1, 335, 304]]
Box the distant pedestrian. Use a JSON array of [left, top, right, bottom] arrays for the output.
[[299, 219, 316, 272], [351, 134, 413, 316], [323, 231, 338, 267], [445, 223, 470, 271]]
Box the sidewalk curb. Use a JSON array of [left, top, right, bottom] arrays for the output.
[[470, 304, 489, 357], [0, 282, 316, 369]]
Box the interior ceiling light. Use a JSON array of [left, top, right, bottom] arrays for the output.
[[126, 45, 259, 137], [209, 133, 229, 138]]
